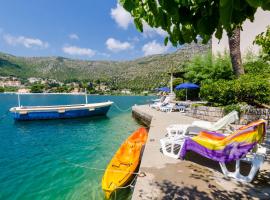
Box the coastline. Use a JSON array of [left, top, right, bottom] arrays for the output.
[[2, 92, 94, 95], [1, 92, 155, 96]]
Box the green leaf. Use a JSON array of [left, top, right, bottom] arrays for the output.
[[120, 0, 135, 12], [215, 26, 223, 39], [245, 0, 263, 8], [134, 18, 143, 32], [164, 37, 169, 46], [219, 0, 233, 29], [262, 1, 270, 10]]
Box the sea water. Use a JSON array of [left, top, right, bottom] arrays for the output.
[[0, 94, 153, 200]]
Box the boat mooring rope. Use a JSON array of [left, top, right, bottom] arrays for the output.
[[112, 103, 132, 112], [112, 173, 139, 200], [24, 132, 146, 199], [23, 131, 146, 198], [26, 132, 143, 175]]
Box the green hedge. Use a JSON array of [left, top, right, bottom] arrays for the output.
[[200, 75, 270, 106]]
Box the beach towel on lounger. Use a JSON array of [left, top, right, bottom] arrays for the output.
[[180, 119, 266, 162]]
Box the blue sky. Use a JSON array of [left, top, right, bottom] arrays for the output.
[[0, 0, 177, 61]]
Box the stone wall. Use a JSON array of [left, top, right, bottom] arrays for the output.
[[240, 108, 270, 126], [186, 106, 270, 126], [132, 106, 152, 127]]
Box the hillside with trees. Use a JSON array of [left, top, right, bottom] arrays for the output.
[[0, 42, 210, 92]]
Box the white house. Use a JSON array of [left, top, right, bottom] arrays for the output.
[[212, 9, 270, 56]]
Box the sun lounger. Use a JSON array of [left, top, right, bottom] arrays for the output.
[[160, 103, 186, 113], [174, 104, 186, 113], [160, 103, 174, 112], [150, 95, 174, 110], [192, 110, 239, 132], [167, 111, 239, 136], [160, 111, 239, 159], [150, 96, 167, 109], [179, 119, 267, 182]]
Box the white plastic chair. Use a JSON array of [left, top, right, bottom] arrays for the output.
[[219, 145, 266, 182], [160, 124, 190, 158], [168, 111, 239, 136]]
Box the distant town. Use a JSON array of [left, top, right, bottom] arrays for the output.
[[0, 76, 149, 95]]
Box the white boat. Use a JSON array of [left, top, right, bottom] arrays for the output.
[[9, 92, 113, 121]]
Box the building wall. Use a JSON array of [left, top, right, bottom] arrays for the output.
[[212, 9, 270, 56]]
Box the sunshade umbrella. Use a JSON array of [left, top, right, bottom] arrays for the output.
[[175, 82, 199, 101], [156, 87, 170, 93]]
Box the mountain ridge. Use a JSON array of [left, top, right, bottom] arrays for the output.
[[0, 42, 211, 90]]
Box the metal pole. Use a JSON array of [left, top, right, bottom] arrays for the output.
[[85, 88, 88, 104], [170, 73, 173, 93], [17, 93, 21, 107], [186, 89, 187, 101]]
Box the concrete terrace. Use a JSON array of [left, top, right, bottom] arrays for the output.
[[131, 105, 270, 200]]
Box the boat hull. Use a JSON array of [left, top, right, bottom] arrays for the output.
[[10, 102, 113, 121]]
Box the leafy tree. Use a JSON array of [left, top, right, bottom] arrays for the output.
[[4, 86, 18, 92], [54, 86, 70, 93], [184, 52, 234, 84], [120, 0, 270, 77], [0, 87, 4, 93], [30, 84, 44, 93], [228, 28, 244, 77], [254, 25, 270, 61], [172, 78, 182, 88]]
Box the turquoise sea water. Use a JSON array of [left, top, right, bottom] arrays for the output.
[[0, 94, 153, 200]]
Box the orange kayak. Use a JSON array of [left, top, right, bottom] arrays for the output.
[[102, 127, 148, 199]]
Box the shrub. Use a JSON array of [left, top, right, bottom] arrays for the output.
[[30, 84, 44, 93], [200, 75, 270, 106], [244, 58, 270, 78], [0, 87, 4, 93], [175, 90, 186, 101], [172, 78, 183, 88], [184, 52, 234, 84], [223, 104, 241, 115], [236, 74, 270, 105], [254, 26, 270, 61], [175, 89, 200, 101], [200, 79, 237, 105]]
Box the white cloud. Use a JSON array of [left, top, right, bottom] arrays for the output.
[[128, 36, 140, 43], [69, 33, 79, 40], [110, 3, 167, 39], [142, 22, 167, 38], [62, 45, 95, 57], [106, 38, 133, 52], [111, 3, 133, 29], [3, 34, 49, 48], [98, 52, 111, 58], [142, 40, 170, 56]]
